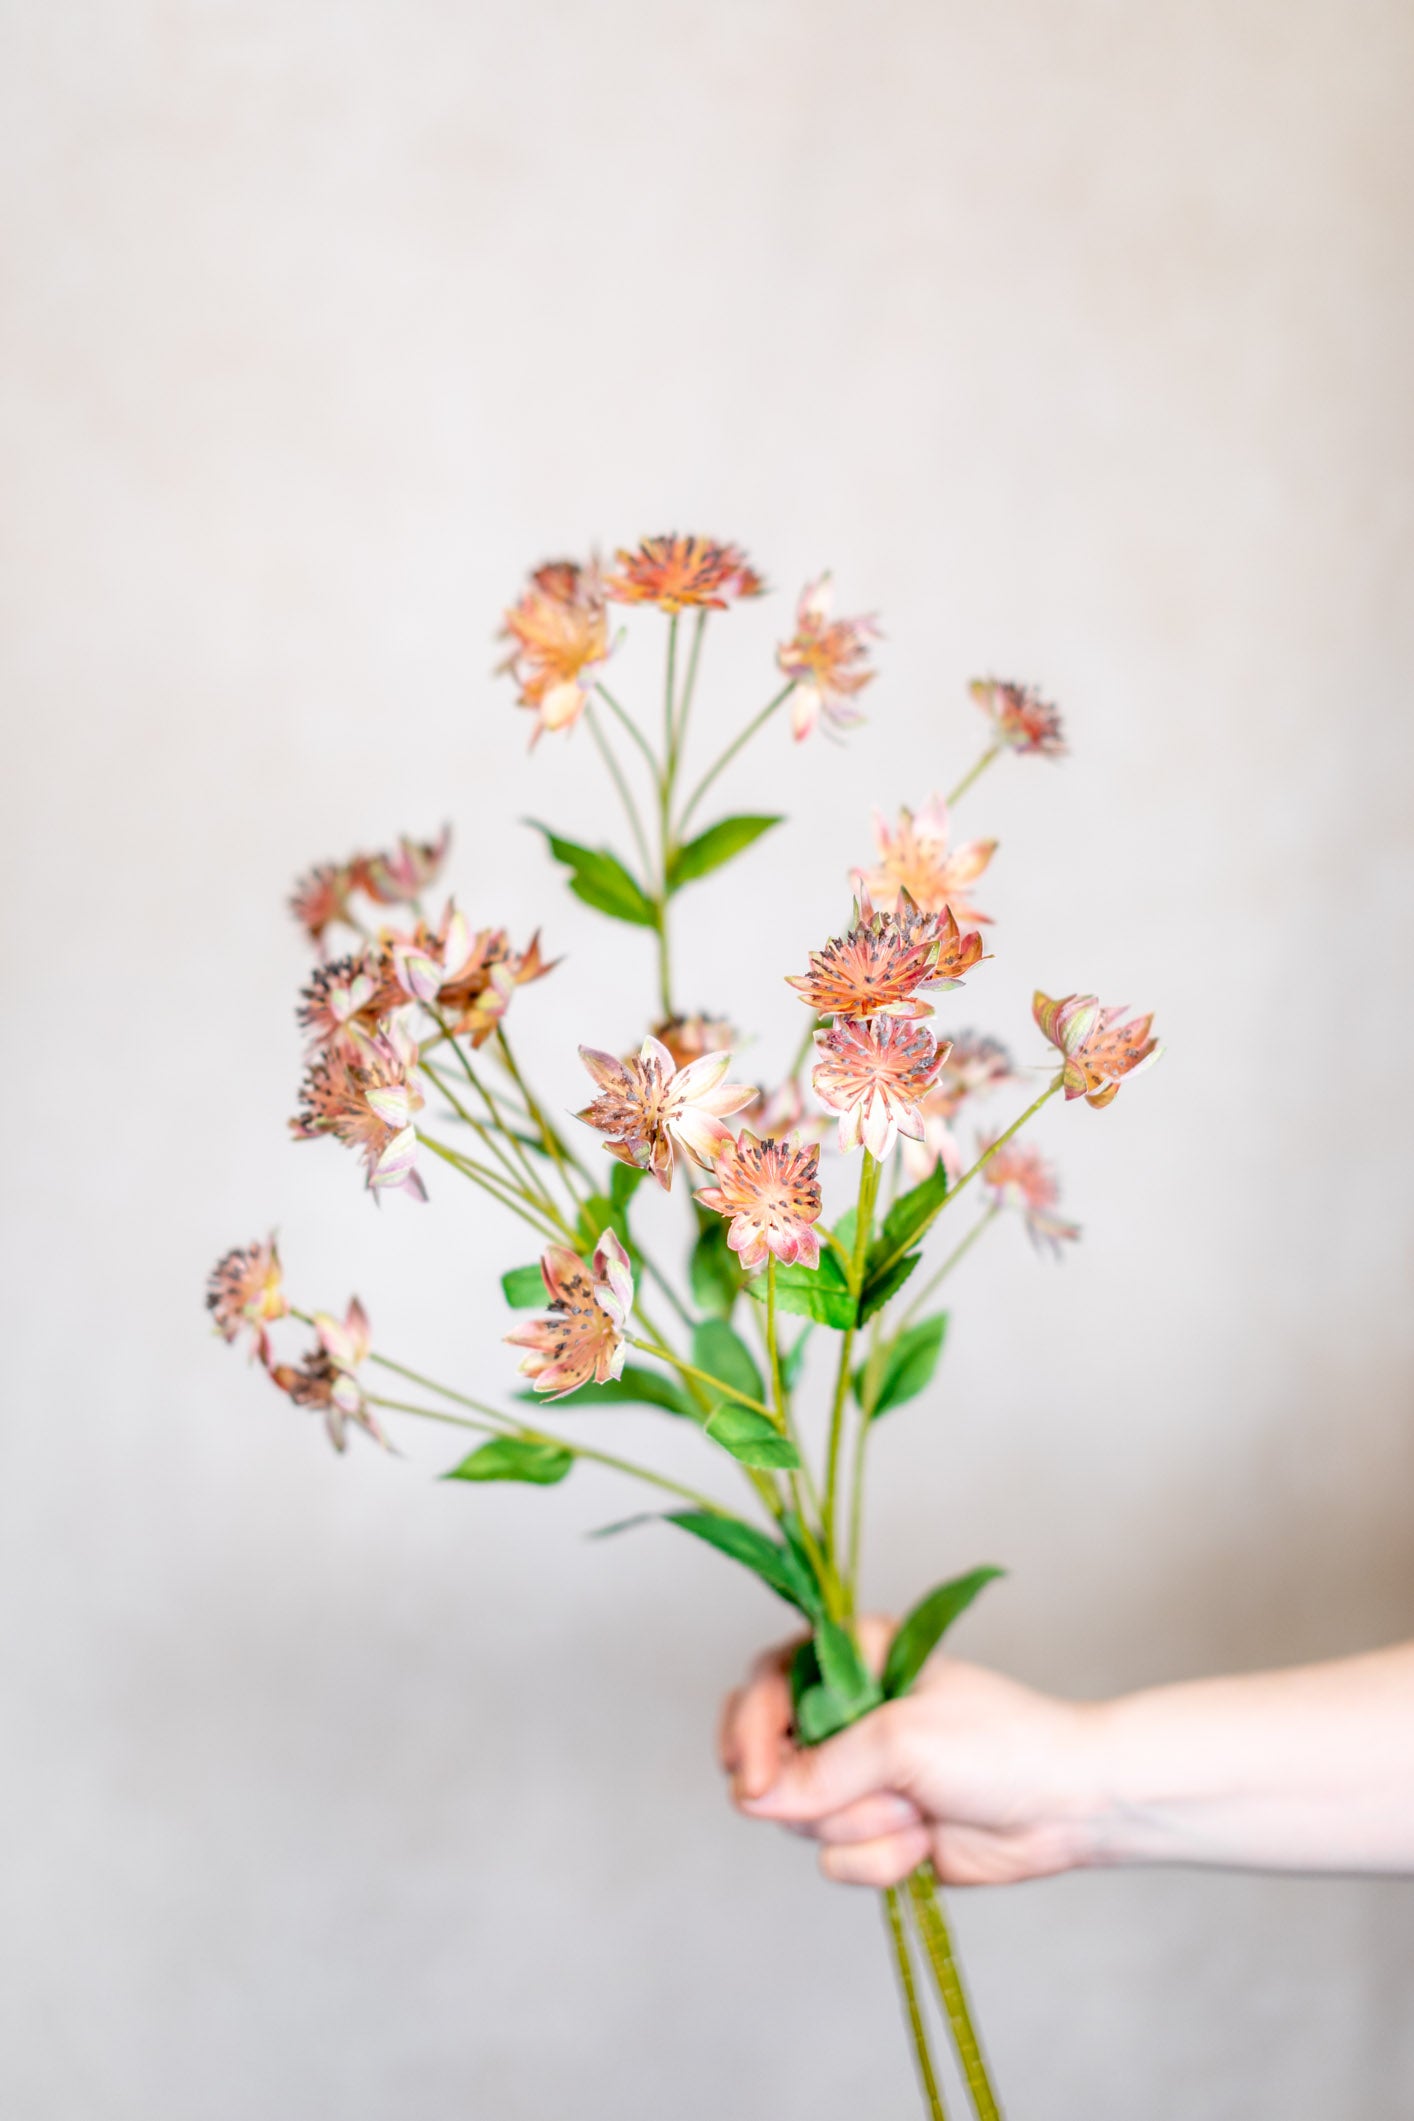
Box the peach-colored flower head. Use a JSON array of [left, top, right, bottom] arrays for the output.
[[776, 575, 880, 740], [606, 535, 764, 612], [577, 1035, 754, 1191], [856, 797, 997, 927], [981, 1139, 1080, 1255], [900, 1032, 1017, 1184], [970, 677, 1065, 759], [206, 1235, 288, 1366], [812, 1016, 948, 1160], [270, 1298, 385, 1452], [290, 862, 356, 946], [499, 559, 611, 743], [1033, 992, 1161, 1109], [292, 1015, 427, 1197], [740, 1074, 832, 1148], [696, 1131, 823, 1273], [787, 891, 984, 1022], [355, 828, 452, 907], [298, 948, 403, 1057], [649, 1014, 737, 1071], [505, 1231, 634, 1400]]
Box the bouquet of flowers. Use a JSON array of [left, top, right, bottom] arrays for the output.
[[208, 533, 1160, 2118]]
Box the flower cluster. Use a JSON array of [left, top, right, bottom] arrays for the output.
[[606, 534, 764, 611], [857, 799, 996, 927], [971, 677, 1065, 758], [289, 829, 451, 945], [577, 1036, 754, 1190], [499, 560, 612, 744], [1033, 992, 1161, 1109], [292, 1015, 427, 1197], [697, 1131, 824, 1271], [980, 1141, 1080, 1254], [269, 1300, 384, 1452], [776, 576, 880, 741], [206, 1236, 289, 1366]]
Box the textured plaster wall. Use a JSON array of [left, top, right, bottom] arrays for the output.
[[2, 4, 1412, 2115]]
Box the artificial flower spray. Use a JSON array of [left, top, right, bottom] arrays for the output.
[[209, 535, 1160, 2118]]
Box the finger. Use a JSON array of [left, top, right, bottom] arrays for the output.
[[790, 1792, 924, 1846], [855, 1614, 898, 1676], [731, 1658, 795, 1800], [742, 1702, 907, 1823], [717, 1688, 743, 1773], [819, 1826, 933, 1889]]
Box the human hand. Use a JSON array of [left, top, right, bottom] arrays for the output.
[[719, 1618, 1102, 1888]]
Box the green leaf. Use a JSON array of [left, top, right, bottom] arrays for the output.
[[705, 1403, 800, 1469], [444, 1436, 573, 1486], [746, 1249, 855, 1331], [832, 1205, 858, 1257], [795, 1682, 855, 1746], [667, 814, 783, 891], [689, 1219, 746, 1318], [665, 1511, 815, 1613], [609, 1161, 646, 1213], [516, 1362, 691, 1416], [691, 1318, 765, 1406], [873, 1164, 949, 1266], [528, 822, 659, 928], [501, 1263, 546, 1308], [857, 1313, 949, 1419], [882, 1566, 1007, 1699], [815, 1618, 883, 1718], [857, 1249, 920, 1326]]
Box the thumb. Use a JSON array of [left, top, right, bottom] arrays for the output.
[[741, 1702, 908, 1823]]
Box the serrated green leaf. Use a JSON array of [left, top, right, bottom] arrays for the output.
[[689, 1218, 745, 1318], [501, 1263, 546, 1308], [746, 1249, 855, 1331], [779, 1512, 830, 1624], [667, 814, 782, 891], [872, 1164, 949, 1267], [516, 1362, 691, 1416], [705, 1403, 799, 1469], [665, 1511, 815, 1613], [882, 1566, 1006, 1699], [443, 1436, 573, 1485], [691, 1318, 765, 1405], [794, 1682, 855, 1746], [857, 1313, 949, 1419], [529, 822, 659, 928], [857, 1249, 920, 1326]]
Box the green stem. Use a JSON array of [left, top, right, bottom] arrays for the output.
[[422, 1027, 568, 1227], [493, 1029, 586, 1203], [868, 1082, 1061, 1287], [655, 613, 681, 1020], [907, 1868, 1002, 2121], [364, 1394, 739, 1519], [898, 1203, 1001, 1331], [884, 1887, 949, 2121], [787, 1010, 823, 1084], [585, 702, 655, 879], [415, 1131, 562, 1244], [945, 742, 1003, 809], [765, 1257, 786, 1434], [594, 682, 660, 780], [421, 1055, 552, 1213], [677, 682, 796, 834], [822, 1150, 880, 1551], [627, 1336, 773, 1421], [672, 608, 708, 770]]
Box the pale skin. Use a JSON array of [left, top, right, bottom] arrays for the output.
[[719, 1620, 1414, 1888]]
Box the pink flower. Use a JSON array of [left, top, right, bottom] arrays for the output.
[[970, 677, 1065, 758], [776, 575, 880, 740], [787, 892, 984, 1022], [980, 1139, 1080, 1254], [292, 1016, 427, 1197], [355, 829, 452, 907], [289, 862, 355, 946], [206, 1235, 288, 1366], [649, 1014, 737, 1070], [605, 535, 765, 611], [270, 1298, 385, 1452], [900, 1033, 1017, 1183], [697, 1131, 823, 1272], [577, 1036, 755, 1191], [812, 1017, 947, 1160], [856, 797, 997, 927], [505, 1231, 634, 1399], [1033, 991, 1161, 1109], [297, 949, 402, 1056], [499, 560, 612, 742]]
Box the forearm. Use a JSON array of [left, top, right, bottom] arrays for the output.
[[1079, 1642, 1414, 1874]]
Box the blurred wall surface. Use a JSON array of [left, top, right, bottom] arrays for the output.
[[3, 3, 1412, 2115]]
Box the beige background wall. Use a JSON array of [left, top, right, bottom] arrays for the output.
[[3, 3, 1412, 2114]]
